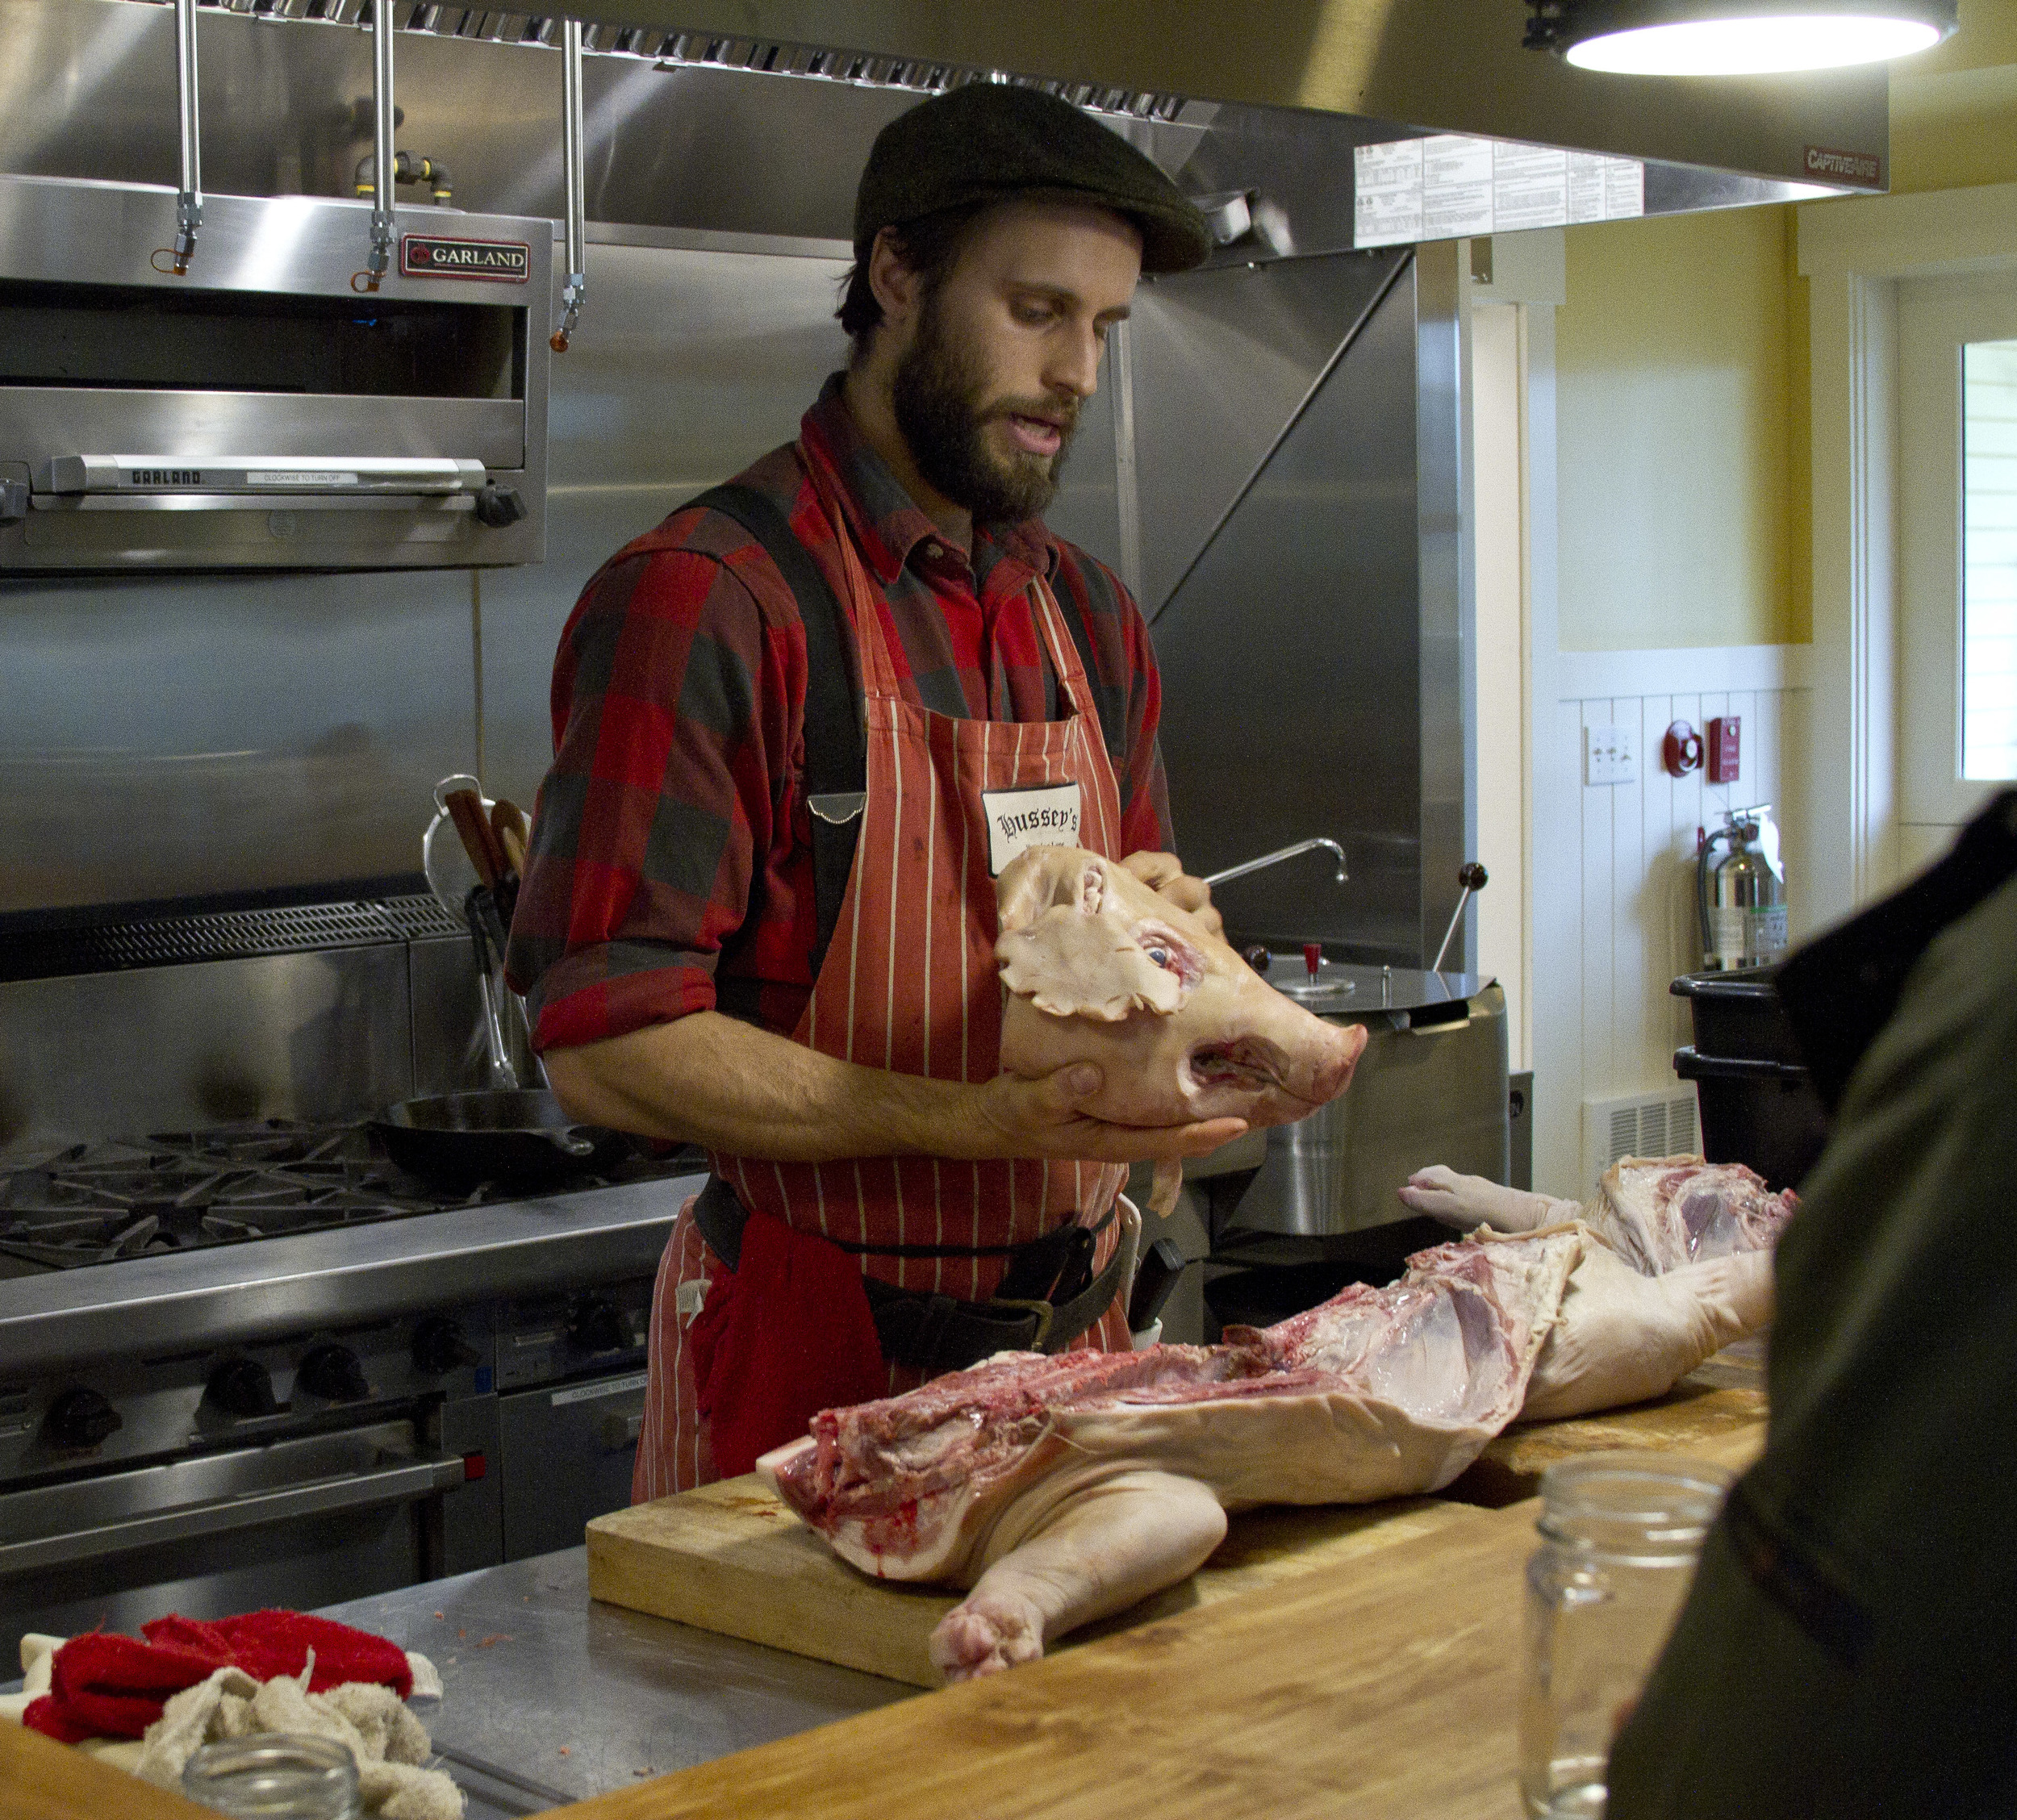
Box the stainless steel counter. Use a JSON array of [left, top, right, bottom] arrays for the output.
[[0, 1172, 706, 1372], [316, 1546, 910, 1816]]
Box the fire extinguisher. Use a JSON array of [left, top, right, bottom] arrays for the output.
[[1697, 805, 1788, 971]]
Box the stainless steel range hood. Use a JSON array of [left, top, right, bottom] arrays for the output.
[[538, 0, 1890, 197], [0, 175, 551, 570]]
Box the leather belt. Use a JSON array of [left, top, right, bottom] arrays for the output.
[[691, 1175, 1126, 1376]]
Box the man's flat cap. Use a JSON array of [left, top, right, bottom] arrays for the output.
[[855, 82, 1211, 275]]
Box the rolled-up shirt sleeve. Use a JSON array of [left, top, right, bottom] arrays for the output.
[[506, 533, 801, 1051]]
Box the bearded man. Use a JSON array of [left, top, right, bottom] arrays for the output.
[[506, 84, 1242, 1495]]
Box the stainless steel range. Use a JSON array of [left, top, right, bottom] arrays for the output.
[[0, 901, 700, 1647]]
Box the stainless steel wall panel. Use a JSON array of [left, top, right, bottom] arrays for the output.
[[409, 933, 495, 1096], [1127, 252, 1406, 616], [0, 945, 413, 1149], [1149, 257, 1429, 963], [1414, 243, 1468, 971], [476, 237, 854, 815], [0, 565, 476, 912]]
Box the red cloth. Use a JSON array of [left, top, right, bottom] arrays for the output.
[[688, 1206, 886, 1478], [21, 1610, 411, 1743]]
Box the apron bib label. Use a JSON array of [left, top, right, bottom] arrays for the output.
[[982, 781, 1083, 877]]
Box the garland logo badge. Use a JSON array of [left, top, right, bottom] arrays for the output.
[[1803, 146, 1881, 188], [399, 236, 532, 282]]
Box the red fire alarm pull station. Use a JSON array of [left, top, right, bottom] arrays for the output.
[[1707, 715, 1741, 784]]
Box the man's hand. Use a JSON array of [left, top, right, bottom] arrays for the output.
[[1119, 850, 1222, 938], [547, 1013, 1244, 1166], [940, 1061, 1247, 1166]]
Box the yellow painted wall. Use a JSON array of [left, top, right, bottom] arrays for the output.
[[1892, 2, 2017, 194], [1556, 205, 1805, 650], [1551, 0, 2016, 657]]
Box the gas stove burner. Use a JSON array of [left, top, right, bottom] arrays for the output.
[[0, 1118, 696, 1271], [0, 1121, 446, 1269]]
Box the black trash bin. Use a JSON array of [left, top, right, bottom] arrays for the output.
[[1671, 969, 1829, 1192]]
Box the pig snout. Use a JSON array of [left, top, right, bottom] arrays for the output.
[[994, 846, 1368, 1129], [1177, 981, 1368, 1124]]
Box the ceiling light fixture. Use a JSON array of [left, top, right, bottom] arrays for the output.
[[1523, 0, 1957, 75]]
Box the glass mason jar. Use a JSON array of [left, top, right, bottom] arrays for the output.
[[182, 1734, 362, 1819], [1518, 1451, 1734, 1818]]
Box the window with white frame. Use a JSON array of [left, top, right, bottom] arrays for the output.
[[1962, 340, 2017, 782]]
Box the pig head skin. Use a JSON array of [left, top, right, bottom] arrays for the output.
[[995, 845, 1368, 1128]]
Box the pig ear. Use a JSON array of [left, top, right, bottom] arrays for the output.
[[997, 905, 1182, 1021], [996, 849, 1105, 935]]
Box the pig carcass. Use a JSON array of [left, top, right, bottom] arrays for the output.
[[995, 846, 1368, 1133], [1399, 1154, 1798, 1275], [758, 1187, 1781, 1679]]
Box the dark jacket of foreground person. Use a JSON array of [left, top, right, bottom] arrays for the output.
[[1607, 865, 2017, 1818]]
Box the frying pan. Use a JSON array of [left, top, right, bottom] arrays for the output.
[[369, 1089, 637, 1190]]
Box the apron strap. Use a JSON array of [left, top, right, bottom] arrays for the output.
[[687, 482, 865, 975], [1038, 575, 1127, 772]]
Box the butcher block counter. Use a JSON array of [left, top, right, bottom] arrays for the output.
[[2, 1352, 1764, 1820]]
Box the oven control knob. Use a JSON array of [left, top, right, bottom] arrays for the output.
[[297, 1343, 370, 1404], [44, 1387, 123, 1451], [569, 1297, 628, 1355], [205, 1357, 279, 1419], [412, 1317, 481, 1375]]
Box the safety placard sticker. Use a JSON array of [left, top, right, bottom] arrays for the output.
[[550, 1371, 648, 1407]]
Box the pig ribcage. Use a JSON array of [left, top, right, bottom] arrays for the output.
[[761, 1229, 1575, 1584]]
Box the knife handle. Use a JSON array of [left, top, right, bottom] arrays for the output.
[[491, 799, 530, 878], [445, 788, 506, 891]]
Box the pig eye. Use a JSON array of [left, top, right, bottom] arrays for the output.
[[1144, 944, 1177, 971]]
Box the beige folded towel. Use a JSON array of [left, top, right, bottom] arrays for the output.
[[2, 1634, 461, 1820]]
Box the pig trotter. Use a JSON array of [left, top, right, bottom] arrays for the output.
[[928, 1470, 1229, 1683], [1398, 1165, 1578, 1233], [929, 1593, 1046, 1680]]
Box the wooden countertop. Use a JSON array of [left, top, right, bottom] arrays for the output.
[[2, 1364, 1766, 1820], [554, 1422, 1764, 1820]]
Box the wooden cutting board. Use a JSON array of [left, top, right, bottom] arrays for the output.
[[587, 1347, 1768, 1689], [586, 1478, 1478, 1689], [569, 1496, 1552, 1820]]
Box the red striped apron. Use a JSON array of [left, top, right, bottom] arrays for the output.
[[632, 487, 1134, 1499]]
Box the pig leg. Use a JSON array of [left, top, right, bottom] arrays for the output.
[[1397, 1165, 1581, 1233], [1520, 1243, 1774, 1422], [928, 1471, 1227, 1682], [1148, 1156, 1183, 1218]]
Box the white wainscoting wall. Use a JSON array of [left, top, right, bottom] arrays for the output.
[[1530, 643, 1813, 1197]]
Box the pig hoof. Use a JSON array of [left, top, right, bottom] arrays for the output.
[[929, 1593, 1045, 1683]]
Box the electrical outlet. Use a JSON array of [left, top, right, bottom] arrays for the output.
[[1583, 722, 1637, 786]]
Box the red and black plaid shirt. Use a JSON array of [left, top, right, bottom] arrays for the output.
[[507, 374, 1174, 1050]]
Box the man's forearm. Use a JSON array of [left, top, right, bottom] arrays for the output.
[[543, 1008, 1250, 1167], [544, 1012, 967, 1161]]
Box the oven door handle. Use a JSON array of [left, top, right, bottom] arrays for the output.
[[0, 1452, 469, 1576]]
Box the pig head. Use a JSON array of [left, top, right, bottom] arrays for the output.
[[994, 846, 1368, 1129]]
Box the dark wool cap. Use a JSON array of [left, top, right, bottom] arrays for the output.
[[854, 82, 1212, 275]]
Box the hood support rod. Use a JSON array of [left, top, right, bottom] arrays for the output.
[[550, 17, 586, 351], [361, 0, 396, 289], [169, 0, 202, 273]]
